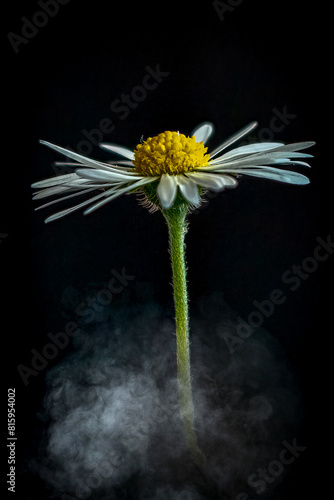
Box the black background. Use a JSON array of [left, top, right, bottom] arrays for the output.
[[2, 1, 332, 499]]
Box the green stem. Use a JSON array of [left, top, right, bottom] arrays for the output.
[[163, 203, 206, 467]]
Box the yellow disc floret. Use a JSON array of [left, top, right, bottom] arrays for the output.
[[133, 131, 211, 176]]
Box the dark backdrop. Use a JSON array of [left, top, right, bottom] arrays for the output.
[[2, 1, 331, 499]]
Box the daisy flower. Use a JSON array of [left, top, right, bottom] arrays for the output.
[[32, 121, 314, 222], [32, 120, 314, 466]]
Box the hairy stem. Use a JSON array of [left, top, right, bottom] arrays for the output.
[[163, 203, 205, 466]]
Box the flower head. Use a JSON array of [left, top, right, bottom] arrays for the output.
[[133, 131, 211, 176], [32, 121, 314, 222]]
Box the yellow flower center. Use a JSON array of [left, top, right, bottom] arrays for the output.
[[133, 131, 211, 176]]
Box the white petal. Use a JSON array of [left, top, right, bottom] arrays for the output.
[[107, 160, 135, 167], [40, 140, 117, 171], [211, 142, 284, 162], [263, 141, 315, 153], [209, 122, 258, 158], [99, 143, 135, 160], [84, 176, 156, 215], [218, 174, 239, 187], [64, 181, 112, 189], [33, 185, 78, 200], [290, 161, 312, 168], [75, 168, 142, 183], [186, 172, 236, 190], [35, 188, 97, 210], [176, 176, 200, 206], [157, 174, 177, 209], [83, 190, 125, 215], [55, 160, 134, 172], [44, 189, 117, 223], [204, 151, 314, 171], [191, 122, 215, 144], [225, 166, 310, 185], [31, 173, 79, 189], [270, 159, 312, 168]]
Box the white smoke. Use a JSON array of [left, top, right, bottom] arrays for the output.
[[27, 291, 303, 499]]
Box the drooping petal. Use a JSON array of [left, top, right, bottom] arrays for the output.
[[83, 190, 127, 215], [83, 176, 157, 215], [157, 174, 177, 209], [191, 122, 215, 144], [99, 143, 135, 160], [186, 172, 237, 190], [176, 175, 200, 206], [217, 174, 239, 187], [209, 122, 258, 158], [44, 189, 118, 223]]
